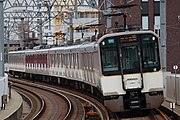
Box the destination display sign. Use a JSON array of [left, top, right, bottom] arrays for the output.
[[119, 35, 137, 43]]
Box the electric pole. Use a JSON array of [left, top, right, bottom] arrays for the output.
[[160, 0, 166, 71], [0, 0, 4, 76], [20, 18, 25, 48], [106, 0, 112, 28], [69, 10, 74, 43]]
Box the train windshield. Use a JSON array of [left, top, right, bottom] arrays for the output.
[[141, 34, 160, 72], [100, 38, 120, 75], [121, 45, 140, 74], [100, 33, 161, 76]]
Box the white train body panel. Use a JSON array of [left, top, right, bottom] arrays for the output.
[[100, 71, 164, 96], [100, 76, 126, 96], [141, 71, 164, 92]]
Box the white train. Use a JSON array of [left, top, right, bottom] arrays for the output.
[[9, 30, 164, 112]]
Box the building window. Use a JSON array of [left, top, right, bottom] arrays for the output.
[[154, 16, 160, 36], [154, 1, 160, 15], [142, 16, 149, 30], [154, 16, 160, 26], [141, 1, 148, 15]]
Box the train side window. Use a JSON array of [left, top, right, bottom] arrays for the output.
[[72, 53, 75, 69], [82, 53, 86, 70], [69, 53, 72, 68], [53, 54, 55, 67], [73, 53, 75, 69], [61, 54, 64, 68], [54, 54, 56, 67], [64, 54, 67, 68], [73, 53, 76, 69], [88, 53, 90, 70], [60, 54, 62, 67], [55, 54, 57, 67], [76, 53, 79, 69], [52, 54, 53, 67], [70, 53, 72, 68], [58, 54, 60, 68], [90, 52, 93, 70], [86, 53, 88, 69], [74, 53, 76, 69], [55, 53, 59, 67], [64, 54, 66, 68], [66, 54, 70, 68], [51, 54, 53, 67], [63, 54, 66, 68]]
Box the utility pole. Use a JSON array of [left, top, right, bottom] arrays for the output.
[[74, 0, 78, 19], [106, 0, 112, 28], [20, 18, 25, 48], [69, 10, 74, 43], [160, 0, 166, 71], [0, 0, 4, 76], [37, 19, 43, 45]]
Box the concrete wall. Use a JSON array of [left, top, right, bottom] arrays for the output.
[[164, 72, 180, 105], [0, 74, 8, 109]]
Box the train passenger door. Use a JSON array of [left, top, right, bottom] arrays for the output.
[[119, 44, 143, 91]]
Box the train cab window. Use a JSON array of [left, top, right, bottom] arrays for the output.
[[121, 45, 140, 74], [100, 38, 119, 75], [141, 34, 160, 72]]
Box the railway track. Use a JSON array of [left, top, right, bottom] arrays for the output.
[[13, 85, 45, 120], [10, 78, 177, 120], [11, 76, 173, 120], [118, 108, 170, 120], [31, 80, 111, 120], [9, 77, 110, 120], [12, 82, 72, 120], [149, 109, 170, 120]]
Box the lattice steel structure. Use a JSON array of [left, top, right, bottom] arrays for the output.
[[3, 0, 99, 47]]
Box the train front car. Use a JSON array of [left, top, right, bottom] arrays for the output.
[[98, 31, 164, 112]]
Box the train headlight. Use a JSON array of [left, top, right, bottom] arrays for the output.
[[102, 41, 105, 45]]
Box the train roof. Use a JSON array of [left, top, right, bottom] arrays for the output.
[[96, 30, 158, 44], [49, 46, 66, 51], [80, 42, 96, 48], [9, 31, 157, 54], [49, 42, 96, 52], [8, 50, 26, 54]]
